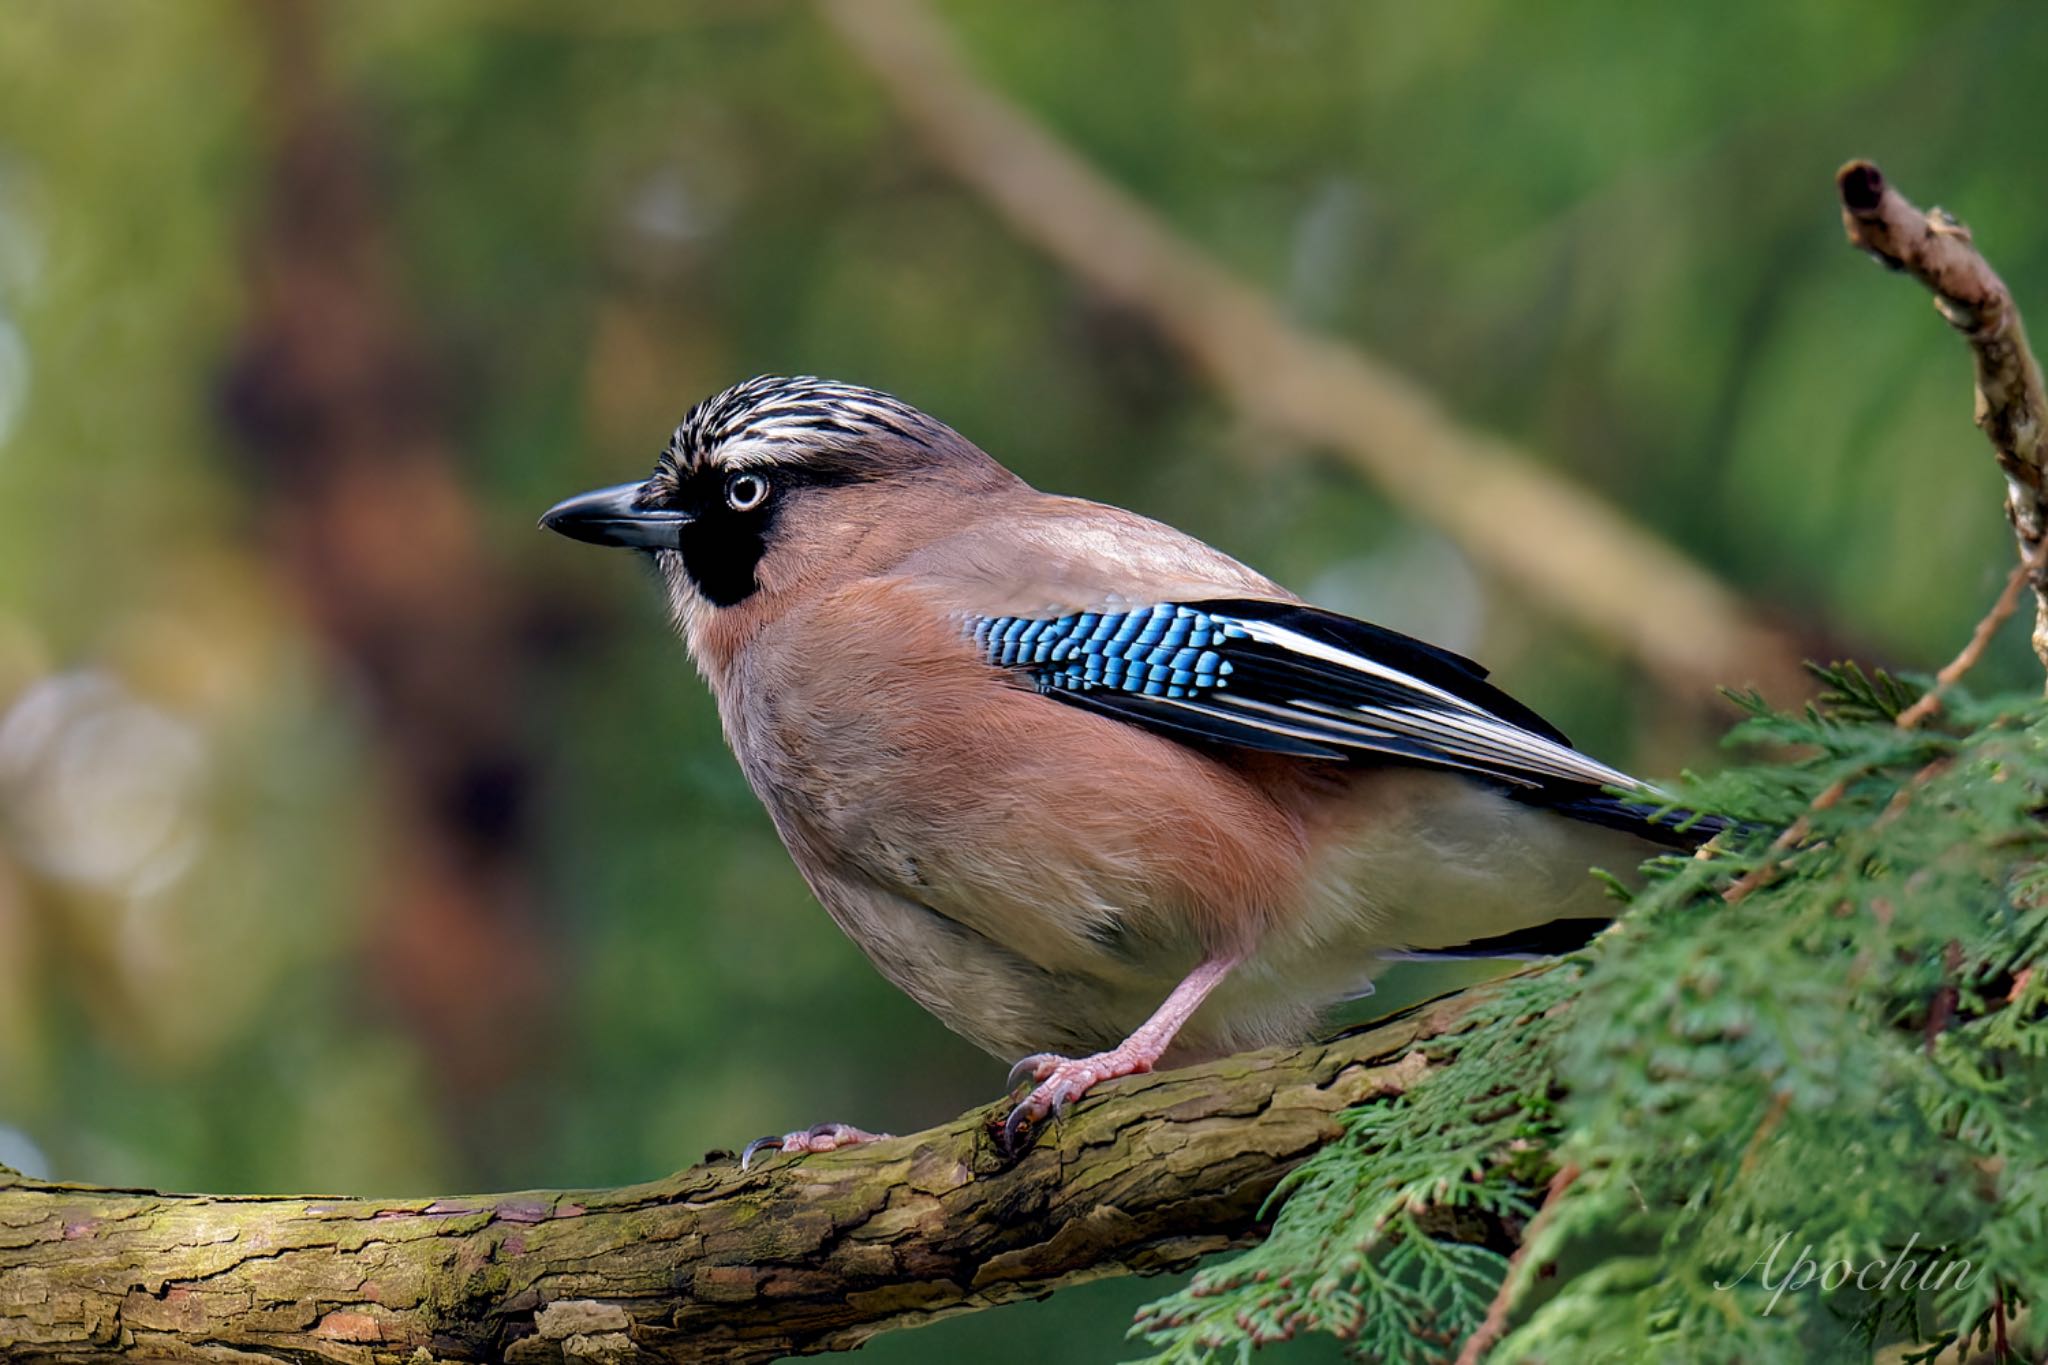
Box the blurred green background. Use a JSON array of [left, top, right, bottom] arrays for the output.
[[2, 1, 2043, 1358]]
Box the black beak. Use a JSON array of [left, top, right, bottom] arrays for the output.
[[539, 481, 692, 550]]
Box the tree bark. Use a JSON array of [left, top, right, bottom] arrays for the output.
[[0, 990, 1496, 1364]]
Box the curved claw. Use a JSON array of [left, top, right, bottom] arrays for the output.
[[1001, 1098, 1036, 1155], [1006, 1052, 1057, 1091], [738, 1134, 784, 1172], [1000, 1069, 1078, 1155]]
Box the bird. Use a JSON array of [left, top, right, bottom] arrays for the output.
[[541, 374, 1715, 1159]]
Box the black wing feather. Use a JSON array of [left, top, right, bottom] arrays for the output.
[[1196, 598, 1572, 744], [1056, 688, 1348, 760]]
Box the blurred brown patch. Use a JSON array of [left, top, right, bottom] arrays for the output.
[[217, 0, 556, 1150]]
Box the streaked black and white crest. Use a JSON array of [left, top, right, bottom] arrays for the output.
[[660, 376, 952, 475]]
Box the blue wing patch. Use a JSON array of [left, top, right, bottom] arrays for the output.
[[969, 604, 1247, 700]]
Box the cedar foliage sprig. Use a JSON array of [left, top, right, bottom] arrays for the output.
[[1135, 670, 2048, 1362]]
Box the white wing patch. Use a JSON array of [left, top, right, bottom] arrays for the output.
[[1226, 619, 1635, 790]]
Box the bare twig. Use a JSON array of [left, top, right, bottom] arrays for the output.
[[1895, 537, 2048, 729], [817, 0, 1802, 702], [1714, 167, 2048, 907], [1722, 776, 1849, 905], [1454, 1160, 1582, 1365], [2007, 965, 2033, 1005], [1837, 159, 2048, 677], [1925, 940, 1967, 1055], [1738, 1089, 1794, 1179]]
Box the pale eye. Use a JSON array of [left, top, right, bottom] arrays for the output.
[[724, 472, 769, 511]]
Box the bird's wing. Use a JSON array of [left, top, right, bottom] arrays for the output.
[[904, 494, 1674, 807], [966, 595, 1639, 794]]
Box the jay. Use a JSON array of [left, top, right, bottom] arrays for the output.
[[543, 376, 1712, 1157]]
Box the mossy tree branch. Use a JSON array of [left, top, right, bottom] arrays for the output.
[[0, 988, 1516, 1364]]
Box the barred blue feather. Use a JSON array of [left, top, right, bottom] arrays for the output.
[[969, 604, 1245, 700]]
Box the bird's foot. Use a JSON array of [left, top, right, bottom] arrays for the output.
[[739, 1122, 890, 1171], [1002, 1043, 1158, 1152]]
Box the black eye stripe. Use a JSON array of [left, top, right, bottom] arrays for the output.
[[656, 460, 877, 609]]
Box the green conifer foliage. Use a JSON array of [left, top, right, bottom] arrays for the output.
[[1137, 665, 2048, 1362]]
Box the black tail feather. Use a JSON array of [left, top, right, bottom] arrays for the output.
[[1384, 915, 1614, 961], [1535, 791, 1731, 851]]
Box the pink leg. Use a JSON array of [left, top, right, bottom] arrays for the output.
[[1004, 954, 1241, 1150], [739, 1122, 891, 1172]]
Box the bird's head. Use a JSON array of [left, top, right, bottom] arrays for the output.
[[542, 376, 1017, 619]]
